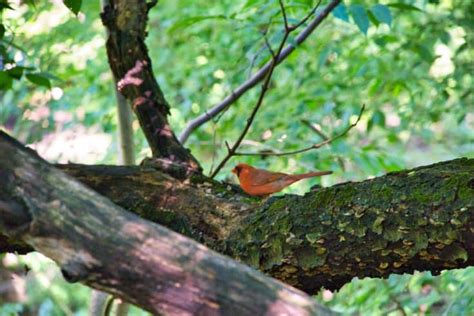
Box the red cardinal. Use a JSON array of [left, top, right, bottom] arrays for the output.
[[231, 163, 332, 197]]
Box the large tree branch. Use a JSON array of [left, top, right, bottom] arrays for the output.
[[100, 0, 201, 171], [179, 0, 342, 144], [59, 158, 474, 292], [0, 131, 330, 316], [1, 132, 473, 294]]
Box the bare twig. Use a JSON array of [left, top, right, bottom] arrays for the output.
[[285, 0, 322, 31], [279, 0, 290, 30], [233, 104, 365, 157], [210, 1, 316, 178], [301, 119, 330, 140], [263, 34, 276, 58], [179, 0, 342, 144], [210, 7, 290, 178], [301, 119, 346, 170]]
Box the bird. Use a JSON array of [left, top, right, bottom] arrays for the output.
[[231, 163, 332, 197]]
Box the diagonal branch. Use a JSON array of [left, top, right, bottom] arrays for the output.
[[179, 0, 342, 144], [209, 0, 315, 178], [100, 0, 201, 173], [301, 118, 346, 170], [0, 131, 330, 315], [2, 132, 473, 294], [233, 104, 365, 157]]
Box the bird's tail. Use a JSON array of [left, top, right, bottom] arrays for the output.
[[289, 170, 333, 181]]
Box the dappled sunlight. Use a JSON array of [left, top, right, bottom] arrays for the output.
[[209, 83, 225, 104], [29, 125, 111, 163], [120, 221, 150, 244], [430, 44, 454, 78], [196, 55, 208, 65], [6, 2, 69, 36], [23, 105, 49, 122], [157, 124, 173, 138], [0, 0, 472, 314], [265, 288, 316, 316], [59, 36, 105, 71], [118, 60, 146, 91]]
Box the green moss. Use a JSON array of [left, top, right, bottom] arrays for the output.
[[224, 158, 473, 285], [371, 238, 388, 252], [371, 215, 385, 234], [410, 231, 429, 252], [295, 245, 328, 270], [306, 233, 321, 244], [285, 233, 303, 246], [444, 244, 468, 262], [383, 224, 403, 242], [244, 244, 261, 268], [260, 235, 284, 270]]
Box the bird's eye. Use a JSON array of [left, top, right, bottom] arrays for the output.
[[235, 167, 241, 176]]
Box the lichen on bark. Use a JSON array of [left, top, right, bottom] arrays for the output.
[[226, 158, 474, 292], [1, 133, 472, 294]]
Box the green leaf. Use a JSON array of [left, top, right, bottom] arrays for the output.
[[411, 44, 432, 62], [0, 24, 5, 39], [318, 47, 332, 68], [63, 0, 81, 15], [367, 10, 380, 27], [241, 0, 271, 11], [0, 1, 13, 10], [439, 31, 450, 44], [333, 3, 349, 22], [370, 4, 392, 27], [24, 0, 37, 9], [169, 15, 227, 33], [387, 3, 422, 12], [367, 110, 386, 131], [6, 66, 25, 79], [26, 73, 51, 89], [350, 5, 370, 35], [0, 71, 13, 90]]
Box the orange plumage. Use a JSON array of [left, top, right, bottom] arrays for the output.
[[231, 163, 332, 197]]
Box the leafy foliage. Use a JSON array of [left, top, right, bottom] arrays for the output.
[[316, 269, 474, 315], [0, 0, 472, 314], [63, 0, 82, 15]]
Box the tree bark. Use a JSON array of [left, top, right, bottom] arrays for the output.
[[100, 0, 201, 172], [1, 132, 473, 294], [0, 131, 330, 316]]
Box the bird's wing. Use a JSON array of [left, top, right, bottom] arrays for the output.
[[250, 169, 288, 186]]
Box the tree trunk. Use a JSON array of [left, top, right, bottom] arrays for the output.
[[1, 131, 473, 294], [0, 131, 330, 316], [100, 0, 201, 171]]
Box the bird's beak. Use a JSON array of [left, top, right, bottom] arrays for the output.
[[231, 167, 237, 174]]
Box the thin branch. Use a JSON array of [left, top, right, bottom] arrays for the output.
[[209, 1, 302, 178], [289, 0, 322, 31], [301, 119, 330, 140], [301, 118, 346, 170], [263, 34, 276, 58], [179, 0, 342, 144], [210, 42, 287, 177], [278, 0, 290, 30], [233, 104, 365, 157], [101, 0, 201, 169]]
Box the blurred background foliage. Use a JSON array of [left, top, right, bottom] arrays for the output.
[[0, 0, 472, 314]]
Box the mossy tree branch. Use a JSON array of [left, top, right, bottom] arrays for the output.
[[100, 0, 201, 172], [0, 131, 329, 316], [0, 132, 473, 294]]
